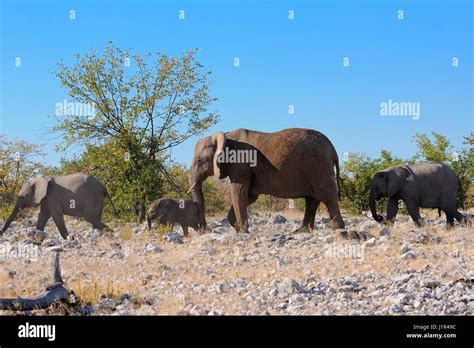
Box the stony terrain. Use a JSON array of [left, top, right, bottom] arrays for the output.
[[0, 210, 472, 315]]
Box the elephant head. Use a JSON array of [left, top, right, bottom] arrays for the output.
[[1, 176, 51, 234], [188, 131, 226, 229], [369, 166, 409, 222]]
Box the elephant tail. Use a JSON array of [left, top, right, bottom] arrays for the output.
[[334, 158, 342, 200], [458, 178, 465, 210], [104, 189, 119, 216]]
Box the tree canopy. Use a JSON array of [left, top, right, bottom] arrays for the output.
[[52, 42, 219, 217]]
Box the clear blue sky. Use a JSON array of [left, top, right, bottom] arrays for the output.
[[0, 0, 472, 167]]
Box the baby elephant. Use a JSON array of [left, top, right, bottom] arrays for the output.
[[147, 199, 201, 237], [369, 162, 466, 227]]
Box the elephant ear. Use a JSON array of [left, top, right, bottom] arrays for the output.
[[32, 176, 52, 206], [211, 131, 226, 179], [386, 166, 409, 197]]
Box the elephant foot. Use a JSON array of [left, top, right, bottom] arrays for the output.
[[329, 216, 345, 230], [459, 216, 471, 227], [234, 228, 250, 234], [293, 226, 311, 234], [234, 223, 249, 233], [414, 219, 425, 228]]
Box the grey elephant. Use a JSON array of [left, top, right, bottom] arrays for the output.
[[188, 128, 345, 233], [147, 199, 200, 237], [369, 162, 466, 226], [1, 173, 114, 239]]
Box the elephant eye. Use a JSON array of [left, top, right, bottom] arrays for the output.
[[197, 159, 202, 165]]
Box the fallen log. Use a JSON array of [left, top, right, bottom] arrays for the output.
[[0, 252, 70, 311]]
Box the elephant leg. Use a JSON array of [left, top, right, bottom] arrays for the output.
[[322, 192, 345, 229], [297, 197, 320, 232], [191, 221, 201, 234], [248, 194, 259, 206], [50, 209, 68, 239], [405, 200, 422, 227], [227, 206, 236, 227], [182, 225, 189, 237], [228, 194, 258, 229], [84, 214, 111, 231], [36, 208, 51, 231], [445, 208, 465, 225], [92, 221, 111, 231], [453, 210, 465, 224], [386, 198, 399, 223], [230, 183, 250, 233], [445, 212, 454, 227]]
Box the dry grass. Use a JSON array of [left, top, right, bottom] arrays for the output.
[[0, 209, 472, 315]]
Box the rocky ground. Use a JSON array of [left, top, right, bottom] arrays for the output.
[[0, 210, 472, 315]]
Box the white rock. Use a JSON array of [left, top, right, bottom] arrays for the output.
[[389, 304, 402, 314], [400, 251, 418, 260], [400, 244, 411, 254], [163, 231, 183, 244], [413, 300, 423, 309], [379, 227, 391, 237], [421, 279, 441, 289], [268, 215, 287, 224], [144, 243, 164, 253], [323, 235, 335, 243], [364, 238, 376, 248]]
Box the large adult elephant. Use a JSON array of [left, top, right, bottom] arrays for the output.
[[369, 162, 466, 226], [188, 128, 345, 233], [1, 173, 114, 239]]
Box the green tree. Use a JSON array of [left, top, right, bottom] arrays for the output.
[[412, 132, 452, 163], [341, 150, 403, 214], [412, 132, 473, 208], [0, 135, 46, 216], [52, 42, 218, 218]]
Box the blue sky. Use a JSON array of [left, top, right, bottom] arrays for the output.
[[0, 0, 472, 167]]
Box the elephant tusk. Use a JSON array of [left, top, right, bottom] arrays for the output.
[[187, 181, 197, 194]]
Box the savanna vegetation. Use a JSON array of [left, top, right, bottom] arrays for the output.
[[0, 43, 472, 221]]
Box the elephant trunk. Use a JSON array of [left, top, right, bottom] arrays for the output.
[[369, 188, 383, 222], [190, 180, 206, 230], [1, 202, 21, 235]]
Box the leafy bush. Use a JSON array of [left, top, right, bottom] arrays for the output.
[[50, 42, 218, 220], [340, 132, 473, 214], [412, 132, 473, 208], [0, 136, 46, 218], [340, 150, 403, 214]]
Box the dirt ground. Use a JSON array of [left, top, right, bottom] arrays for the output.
[[0, 209, 472, 315]]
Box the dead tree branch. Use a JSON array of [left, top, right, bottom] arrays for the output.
[[0, 252, 69, 311]]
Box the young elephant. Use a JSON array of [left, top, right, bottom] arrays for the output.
[[369, 162, 465, 226], [1, 173, 114, 239], [147, 199, 200, 237]]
